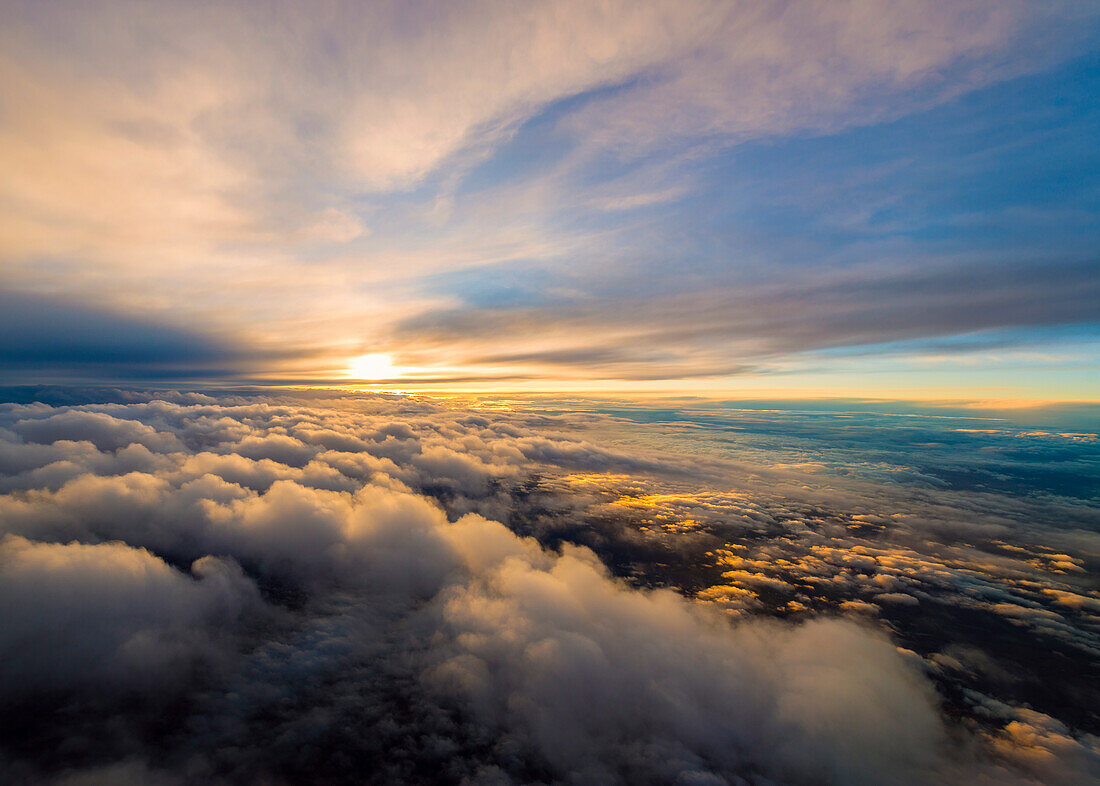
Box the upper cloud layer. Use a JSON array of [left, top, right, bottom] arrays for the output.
[[1, 1, 1096, 388]]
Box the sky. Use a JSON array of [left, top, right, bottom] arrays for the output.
[[3, 8, 1100, 780], [1, 0, 1099, 398]]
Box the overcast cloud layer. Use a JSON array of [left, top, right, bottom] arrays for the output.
[[0, 1, 1098, 391], [0, 390, 1097, 784]]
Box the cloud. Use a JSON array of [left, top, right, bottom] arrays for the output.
[[389, 257, 1100, 381], [0, 535, 260, 695], [228, 433, 318, 467], [426, 534, 948, 785], [0, 291, 246, 384], [13, 410, 183, 452], [0, 392, 1096, 783]]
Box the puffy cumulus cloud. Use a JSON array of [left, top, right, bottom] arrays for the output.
[[12, 410, 183, 453], [197, 479, 464, 598], [0, 392, 1097, 784], [426, 533, 948, 785], [0, 535, 260, 695], [964, 697, 1100, 786], [228, 432, 318, 467]]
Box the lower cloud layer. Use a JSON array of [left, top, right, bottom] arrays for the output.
[[0, 392, 1096, 785]]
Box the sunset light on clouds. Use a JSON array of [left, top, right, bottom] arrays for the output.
[[1, 2, 1099, 785], [1, 0, 1097, 397]]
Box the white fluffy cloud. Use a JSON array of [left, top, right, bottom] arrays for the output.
[[0, 393, 1096, 784], [428, 534, 947, 784]]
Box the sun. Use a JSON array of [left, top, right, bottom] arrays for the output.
[[347, 352, 396, 380]]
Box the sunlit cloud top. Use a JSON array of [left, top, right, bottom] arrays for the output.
[[1, 0, 1098, 398]]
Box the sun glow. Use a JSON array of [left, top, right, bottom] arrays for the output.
[[347, 353, 396, 380]]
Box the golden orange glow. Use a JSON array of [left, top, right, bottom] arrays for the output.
[[347, 353, 396, 380]]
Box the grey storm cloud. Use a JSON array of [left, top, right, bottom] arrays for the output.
[[0, 391, 1097, 785], [0, 292, 319, 386], [0, 291, 242, 383]]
